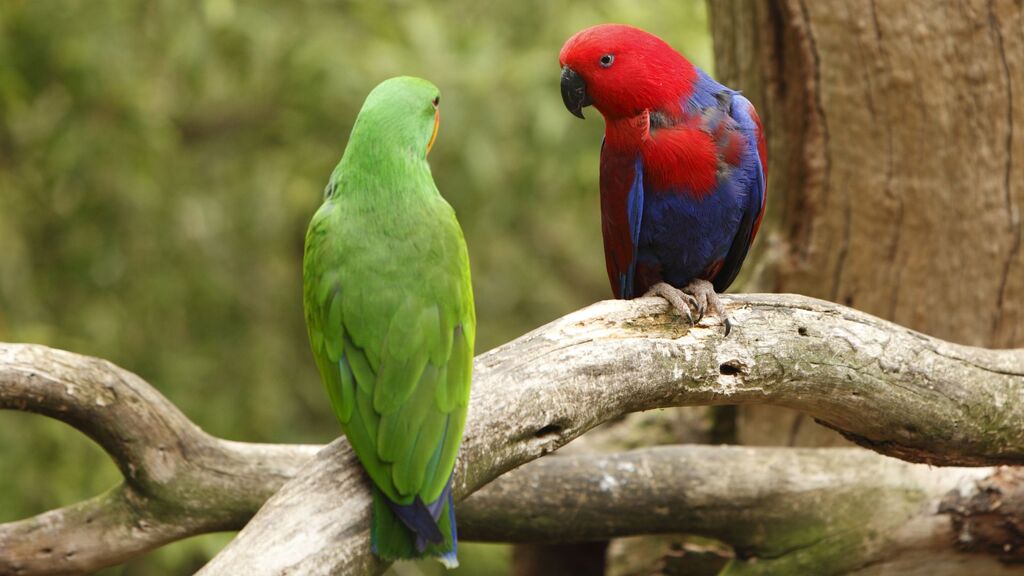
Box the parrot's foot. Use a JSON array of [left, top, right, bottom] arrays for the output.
[[681, 279, 732, 336], [643, 282, 700, 325], [643, 281, 732, 335]]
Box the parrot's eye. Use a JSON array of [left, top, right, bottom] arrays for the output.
[[599, 54, 614, 68], [432, 96, 440, 109]]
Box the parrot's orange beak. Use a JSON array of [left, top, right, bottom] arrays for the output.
[[427, 108, 440, 156]]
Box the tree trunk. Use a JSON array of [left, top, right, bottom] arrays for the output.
[[709, 0, 1024, 448]]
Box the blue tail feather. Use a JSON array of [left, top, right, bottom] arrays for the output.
[[385, 493, 443, 550], [437, 487, 459, 568], [370, 477, 458, 567], [415, 480, 453, 552]]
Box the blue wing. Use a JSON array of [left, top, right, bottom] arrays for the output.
[[710, 93, 767, 293], [621, 157, 644, 298]]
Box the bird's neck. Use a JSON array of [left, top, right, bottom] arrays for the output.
[[329, 146, 433, 204], [603, 111, 653, 152], [601, 107, 720, 198], [603, 107, 686, 151]]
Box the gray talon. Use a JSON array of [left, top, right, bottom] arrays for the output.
[[695, 300, 707, 323], [643, 282, 696, 323], [644, 280, 732, 335], [682, 279, 731, 335]]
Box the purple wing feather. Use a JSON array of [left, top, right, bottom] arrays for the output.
[[710, 94, 767, 292]]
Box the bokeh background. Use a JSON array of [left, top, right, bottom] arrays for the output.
[[0, 1, 711, 573]]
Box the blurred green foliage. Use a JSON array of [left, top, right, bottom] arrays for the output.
[[0, 0, 709, 573]]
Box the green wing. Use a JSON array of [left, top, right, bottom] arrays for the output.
[[303, 198, 474, 506]]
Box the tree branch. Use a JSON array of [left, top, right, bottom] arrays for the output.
[[199, 294, 1024, 575], [0, 344, 319, 575], [1, 294, 1022, 575], [461, 446, 1024, 574]]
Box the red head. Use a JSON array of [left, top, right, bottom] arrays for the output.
[[559, 24, 696, 120]]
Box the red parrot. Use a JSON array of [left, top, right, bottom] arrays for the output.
[[559, 24, 767, 333]]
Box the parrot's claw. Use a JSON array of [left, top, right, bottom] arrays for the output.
[[643, 281, 733, 334], [681, 279, 732, 336], [643, 282, 700, 325]]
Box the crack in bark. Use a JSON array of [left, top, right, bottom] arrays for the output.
[[794, 0, 842, 303], [864, 5, 905, 321], [989, 0, 1022, 345]]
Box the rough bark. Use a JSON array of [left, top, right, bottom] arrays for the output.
[[198, 292, 1024, 574], [2, 294, 1024, 575], [512, 384, 713, 576], [711, 0, 1024, 344], [462, 446, 1024, 575]]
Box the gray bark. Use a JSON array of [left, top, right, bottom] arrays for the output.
[[463, 446, 1024, 575], [0, 344, 320, 575], [2, 294, 1023, 575]]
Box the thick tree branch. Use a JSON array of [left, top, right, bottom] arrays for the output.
[[0, 344, 319, 576], [2, 294, 1023, 575], [200, 294, 1024, 575], [461, 446, 1024, 574]]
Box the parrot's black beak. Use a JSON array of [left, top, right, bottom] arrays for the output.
[[560, 66, 591, 119]]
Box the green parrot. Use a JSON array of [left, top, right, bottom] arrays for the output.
[[302, 76, 474, 567]]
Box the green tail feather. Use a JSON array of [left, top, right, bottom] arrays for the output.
[[371, 488, 458, 568]]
